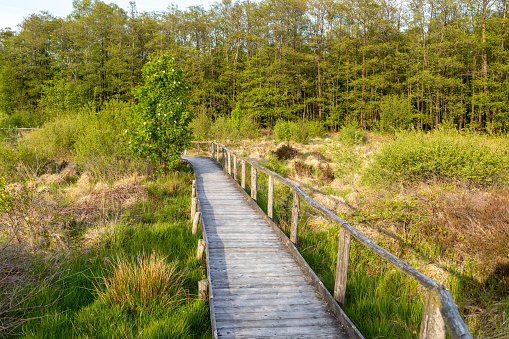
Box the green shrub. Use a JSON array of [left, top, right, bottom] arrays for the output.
[[363, 131, 509, 185], [0, 113, 16, 140], [23, 116, 82, 158], [274, 120, 325, 144], [379, 95, 420, 132], [338, 124, 368, 145], [190, 111, 213, 140], [201, 115, 259, 142], [274, 120, 292, 142], [75, 100, 148, 181], [0, 142, 50, 181]]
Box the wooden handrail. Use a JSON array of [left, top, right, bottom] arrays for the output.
[[188, 141, 472, 339]]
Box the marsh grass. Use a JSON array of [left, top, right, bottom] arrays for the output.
[[16, 167, 211, 338], [96, 251, 187, 312]]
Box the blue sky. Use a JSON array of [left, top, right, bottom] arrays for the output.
[[0, 0, 219, 30]]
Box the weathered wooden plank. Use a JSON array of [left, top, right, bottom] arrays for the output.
[[212, 285, 316, 297], [215, 308, 335, 322], [208, 251, 295, 259], [216, 317, 339, 329], [213, 294, 326, 306], [214, 303, 329, 315], [212, 279, 311, 290], [208, 264, 299, 273], [207, 242, 288, 249], [217, 318, 343, 338], [204, 234, 282, 241], [209, 271, 304, 279], [218, 332, 346, 339]]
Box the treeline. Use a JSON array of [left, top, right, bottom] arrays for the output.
[[0, 0, 508, 131]]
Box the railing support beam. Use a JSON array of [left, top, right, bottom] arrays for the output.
[[241, 160, 246, 189], [334, 227, 351, 308], [251, 167, 257, 201], [290, 192, 300, 244], [268, 176, 274, 220], [420, 290, 446, 339]]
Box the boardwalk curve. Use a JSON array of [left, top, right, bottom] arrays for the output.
[[184, 156, 352, 338]]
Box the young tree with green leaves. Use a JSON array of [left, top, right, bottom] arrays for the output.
[[129, 54, 191, 170]]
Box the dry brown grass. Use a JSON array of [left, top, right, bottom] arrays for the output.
[[62, 173, 146, 224], [1, 183, 67, 252], [293, 160, 313, 177]]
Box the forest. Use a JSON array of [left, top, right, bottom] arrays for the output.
[[0, 0, 508, 132]]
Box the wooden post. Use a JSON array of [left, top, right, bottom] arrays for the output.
[[211, 143, 215, 159], [198, 279, 209, 300], [233, 155, 237, 181], [268, 176, 274, 219], [334, 226, 351, 308], [251, 167, 258, 201], [192, 180, 196, 199], [222, 148, 226, 171], [197, 239, 206, 260], [241, 160, 246, 189], [191, 197, 198, 221], [228, 151, 232, 176], [420, 290, 446, 339], [290, 192, 300, 244], [192, 212, 201, 234]]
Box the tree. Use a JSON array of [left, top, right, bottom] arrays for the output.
[[129, 53, 192, 170]]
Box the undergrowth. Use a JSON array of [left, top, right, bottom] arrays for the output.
[[1, 164, 210, 338], [363, 130, 509, 185]]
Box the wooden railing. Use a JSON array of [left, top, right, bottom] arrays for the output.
[[188, 141, 472, 339]]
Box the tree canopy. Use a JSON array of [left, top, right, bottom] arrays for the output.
[[0, 0, 508, 132]]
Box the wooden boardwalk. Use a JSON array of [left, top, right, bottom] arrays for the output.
[[184, 156, 350, 338]]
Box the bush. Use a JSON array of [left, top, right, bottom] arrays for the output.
[[0, 112, 16, 138], [189, 111, 213, 140], [379, 95, 420, 132], [193, 113, 259, 142], [0, 141, 51, 181], [363, 131, 509, 185], [97, 251, 186, 311], [274, 120, 292, 142], [274, 120, 325, 144], [272, 144, 301, 160], [23, 116, 82, 158], [74, 101, 145, 181], [338, 124, 368, 145]]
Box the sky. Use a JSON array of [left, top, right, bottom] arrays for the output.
[[0, 0, 219, 31]]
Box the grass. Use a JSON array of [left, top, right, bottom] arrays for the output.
[[0, 164, 211, 338]]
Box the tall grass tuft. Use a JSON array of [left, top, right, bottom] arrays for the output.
[[97, 251, 187, 312]]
